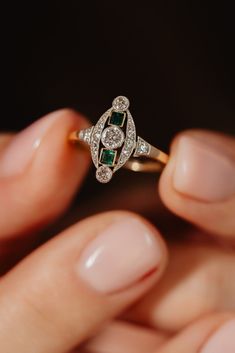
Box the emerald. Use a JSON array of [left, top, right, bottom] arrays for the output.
[[100, 149, 116, 166], [109, 111, 126, 127]]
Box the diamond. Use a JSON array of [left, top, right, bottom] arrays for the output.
[[99, 148, 117, 166], [109, 111, 126, 126], [94, 133, 100, 141], [126, 137, 134, 147], [123, 149, 129, 156], [101, 126, 125, 149], [113, 110, 136, 172], [134, 137, 150, 156], [78, 130, 84, 139], [112, 96, 130, 111], [96, 165, 113, 183], [78, 127, 93, 144]]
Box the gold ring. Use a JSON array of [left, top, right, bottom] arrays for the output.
[[69, 96, 169, 183]]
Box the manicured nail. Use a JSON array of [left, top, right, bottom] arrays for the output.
[[200, 319, 235, 353], [173, 136, 235, 202], [78, 217, 162, 293], [0, 111, 61, 177]]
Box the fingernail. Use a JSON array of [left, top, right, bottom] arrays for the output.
[[173, 136, 235, 202], [77, 217, 162, 294], [0, 111, 61, 177], [200, 319, 235, 353]]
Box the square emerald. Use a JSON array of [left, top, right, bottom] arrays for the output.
[[109, 111, 125, 127], [100, 149, 116, 166]]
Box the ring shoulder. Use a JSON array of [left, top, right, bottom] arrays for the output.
[[133, 136, 151, 157], [69, 126, 94, 145]]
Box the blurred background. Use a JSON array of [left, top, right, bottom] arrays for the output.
[[1, 1, 235, 219]]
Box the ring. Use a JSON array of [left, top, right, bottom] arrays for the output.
[[69, 96, 169, 183]]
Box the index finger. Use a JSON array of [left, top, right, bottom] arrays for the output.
[[0, 109, 90, 241]]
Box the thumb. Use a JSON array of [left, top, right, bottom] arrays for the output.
[[159, 130, 235, 238], [0, 211, 167, 353]]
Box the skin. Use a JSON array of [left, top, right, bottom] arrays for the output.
[[0, 109, 234, 353]]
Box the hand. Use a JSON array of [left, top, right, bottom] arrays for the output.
[[0, 110, 234, 353], [0, 109, 167, 353], [85, 130, 235, 352]]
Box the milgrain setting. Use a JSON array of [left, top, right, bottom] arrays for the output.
[[69, 96, 169, 183]]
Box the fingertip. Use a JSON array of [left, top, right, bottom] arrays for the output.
[[157, 313, 233, 353], [0, 109, 91, 237], [76, 210, 168, 295], [0, 108, 90, 178], [159, 129, 235, 236], [26, 108, 91, 215]]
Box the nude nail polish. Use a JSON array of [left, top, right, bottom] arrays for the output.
[[173, 136, 235, 202], [77, 217, 163, 294], [0, 111, 63, 177]]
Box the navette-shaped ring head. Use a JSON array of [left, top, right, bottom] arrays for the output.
[[70, 96, 169, 183], [90, 96, 136, 183]]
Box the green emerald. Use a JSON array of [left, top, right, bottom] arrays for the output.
[[109, 111, 125, 126], [100, 149, 116, 166]]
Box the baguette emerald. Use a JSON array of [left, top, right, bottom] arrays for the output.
[[109, 111, 125, 127], [100, 149, 116, 166]]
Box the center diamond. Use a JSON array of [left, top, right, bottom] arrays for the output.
[[101, 126, 125, 149]]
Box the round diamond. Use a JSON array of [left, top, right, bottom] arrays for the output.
[[140, 144, 149, 153], [78, 130, 84, 140], [101, 126, 125, 149], [96, 165, 113, 183], [112, 96, 130, 111]]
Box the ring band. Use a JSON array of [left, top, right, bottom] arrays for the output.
[[69, 96, 169, 183]]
